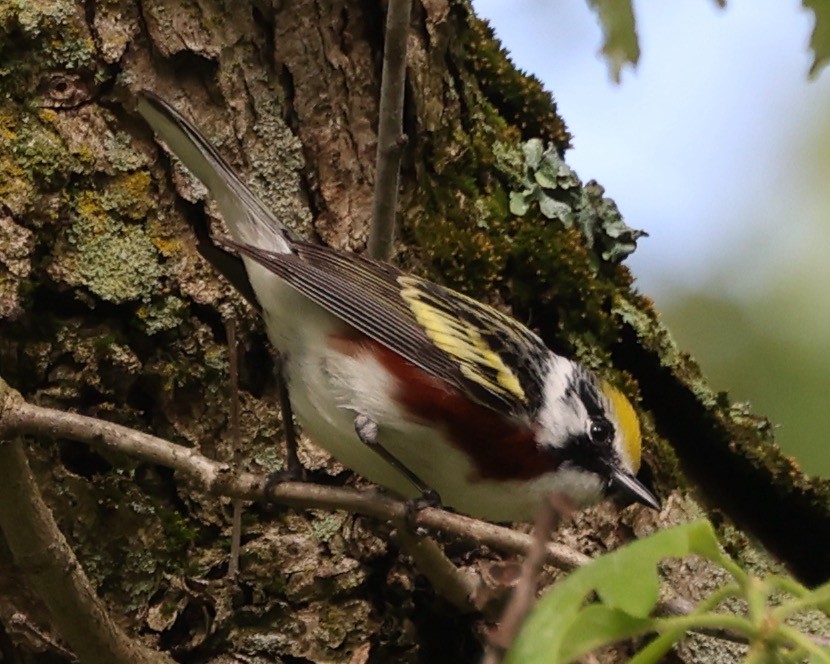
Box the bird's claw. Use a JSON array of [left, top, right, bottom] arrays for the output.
[[404, 489, 442, 534]]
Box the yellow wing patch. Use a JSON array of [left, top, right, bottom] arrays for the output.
[[601, 382, 642, 471], [399, 277, 526, 403]]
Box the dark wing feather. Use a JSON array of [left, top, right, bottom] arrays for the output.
[[222, 239, 549, 417]]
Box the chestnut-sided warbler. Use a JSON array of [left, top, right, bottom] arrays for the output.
[[137, 92, 660, 522]]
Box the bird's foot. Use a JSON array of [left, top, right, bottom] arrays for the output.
[[263, 464, 307, 503], [404, 488, 443, 535]]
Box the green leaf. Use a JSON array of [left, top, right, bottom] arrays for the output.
[[586, 0, 640, 83], [800, 579, 830, 616], [505, 520, 729, 664], [804, 0, 830, 78], [559, 606, 653, 663], [592, 551, 661, 617]]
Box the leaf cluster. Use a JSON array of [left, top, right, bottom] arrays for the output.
[[506, 520, 830, 663]]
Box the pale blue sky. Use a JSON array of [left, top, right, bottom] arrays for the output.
[[472, 0, 830, 301]]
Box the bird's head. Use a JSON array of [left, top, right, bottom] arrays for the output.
[[536, 359, 660, 510]]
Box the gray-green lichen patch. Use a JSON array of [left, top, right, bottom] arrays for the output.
[[234, 599, 375, 662], [246, 87, 314, 241], [51, 106, 150, 175], [613, 296, 687, 374], [135, 294, 186, 335], [11, 111, 84, 188], [240, 514, 367, 603], [52, 190, 163, 303], [154, 88, 313, 246], [31, 443, 185, 614], [0, 0, 97, 95], [33, 320, 142, 401], [509, 138, 646, 265]]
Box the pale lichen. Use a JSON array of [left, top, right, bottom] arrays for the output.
[[59, 190, 163, 303]]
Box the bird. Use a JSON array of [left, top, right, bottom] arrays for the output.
[[136, 91, 660, 522]]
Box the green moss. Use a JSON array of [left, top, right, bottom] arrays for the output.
[[156, 507, 199, 554], [409, 113, 520, 296], [463, 12, 571, 150]]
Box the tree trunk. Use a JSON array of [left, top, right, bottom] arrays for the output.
[[0, 0, 827, 662]]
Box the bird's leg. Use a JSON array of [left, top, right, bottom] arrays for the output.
[[264, 354, 306, 501], [353, 414, 442, 528], [274, 354, 304, 480]]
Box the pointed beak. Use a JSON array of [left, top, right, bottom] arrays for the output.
[[610, 468, 661, 511]]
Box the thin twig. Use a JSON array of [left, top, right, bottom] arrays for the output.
[[225, 318, 243, 579], [7, 612, 78, 662], [482, 495, 571, 664], [368, 0, 413, 260], [0, 395, 175, 663]]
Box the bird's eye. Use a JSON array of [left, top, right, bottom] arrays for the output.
[[589, 419, 613, 444]]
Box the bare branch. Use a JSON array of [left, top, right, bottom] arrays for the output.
[[368, 0, 413, 260], [0, 385, 175, 664]]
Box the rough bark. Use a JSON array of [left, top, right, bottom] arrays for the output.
[[0, 0, 827, 662]]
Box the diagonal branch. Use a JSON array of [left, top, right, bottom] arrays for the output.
[[393, 526, 480, 613]]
